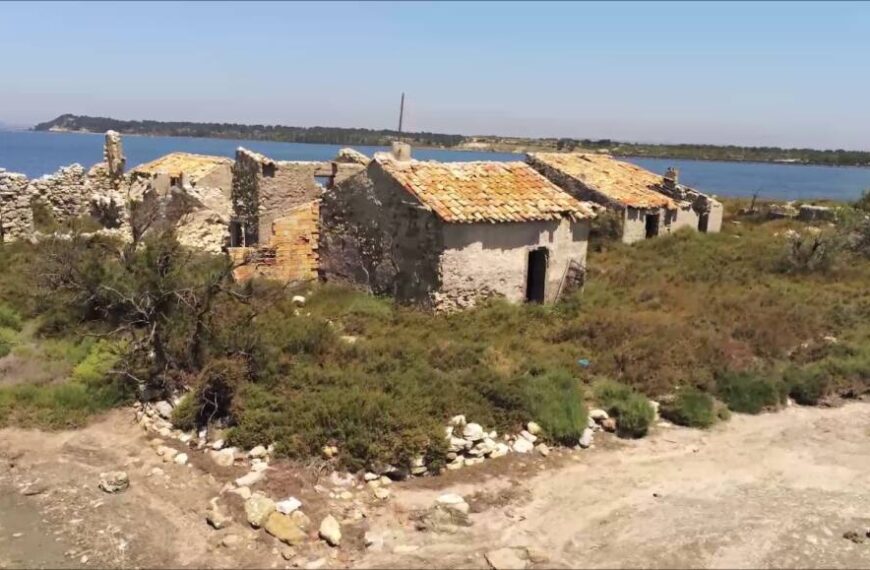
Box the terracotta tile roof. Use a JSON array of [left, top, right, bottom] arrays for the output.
[[375, 154, 595, 223], [132, 152, 232, 182], [527, 153, 677, 209]]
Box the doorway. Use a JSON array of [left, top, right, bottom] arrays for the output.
[[645, 213, 660, 239], [526, 247, 548, 303], [698, 212, 709, 233]]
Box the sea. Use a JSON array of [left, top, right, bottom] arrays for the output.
[[2, 130, 869, 202]]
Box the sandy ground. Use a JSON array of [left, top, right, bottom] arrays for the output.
[[2, 403, 870, 569]]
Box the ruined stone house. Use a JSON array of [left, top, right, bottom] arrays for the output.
[[226, 148, 366, 282], [527, 153, 722, 244], [319, 144, 597, 310]]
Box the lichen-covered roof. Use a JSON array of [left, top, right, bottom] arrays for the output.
[[528, 153, 677, 209], [133, 153, 232, 181], [375, 154, 595, 223]]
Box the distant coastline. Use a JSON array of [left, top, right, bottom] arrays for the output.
[[27, 114, 870, 168]]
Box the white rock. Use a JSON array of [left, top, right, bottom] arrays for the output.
[[210, 439, 225, 450], [490, 442, 511, 458], [449, 414, 466, 427], [153, 400, 173, 419], [512, 438, 534, 454], [579, 427, 594, 449], [448, 436, 470, 452], [436, 493, 470, 514], [235, 471, 265, 487], [373, 487, 391, 500], [244, 494, 276, 528], [536, 443, 550, 457], [318, 515, 342, 546], [589, 409, 609, 422], [489, 430, 498, 439], [248, 445, 267, 458], [363, 472, 379, 481], [276, 497, 302, 515], [251, 462, 269, 473], [229, 486, 252, 500], [98, 471, 129, 493], [292, 295, 306, 306], [463, 422, 486, 441], [526, 421, 542, 435], [445, 425, 454, 437], [465, 457, 484, 466], [210, 448, 236, 467], [519, 430, 537, 443], [379, 476, 392, 486], [174, 453, 189, 465], [446, 457, 464, 470]]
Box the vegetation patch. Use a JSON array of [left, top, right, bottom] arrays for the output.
[[660, 387, 717, 428], [716, 371, 786, 414], [593, 379, 655, 438]]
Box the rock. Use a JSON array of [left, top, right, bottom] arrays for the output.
[[280, 546, 296, 560], [649, 400, 661, 419], [228, 486, 252, 500], [463, 423, 485, 441], [490, 442, 511, 458], [292, 295, 306, 306], [379, 475, 392, 486], [319, 514, 342, 546], [248, 445, 267, 458], [579, 428, 594, 449], [210, 439, 225, 450], [526, 547, 549, 564], [512, 438, 534, 454], [264, 512, 307, 545], [536, 443, 550, 457], [290, 510, 311, 531], [373, 487, 391, 500], [210, 448, 236, 467], [235, 471, 265, 487], [276, 497, 302, 515], [587, 416, 598, 430], [153, 400, 173, 419], [465, 457, 484, 466], [526, 421, 542, 435], [449, 414, 467, 427], [329, 471, 354, 487], [436, 493, 469, 514], [220, 534, 242, 548], [519, 430, 537, 443], [174, 453, 189, 466], [363, 472, 379, 481], [364, 530, 384, 550], [250, 461, 269, 473], [416, 505, 471, 533], [601, 418, 617, 433], [322, 445, 339, 459], [98, 471, 129, 493], [206, 498, 232, 529], [589, 409, 609, 422], [448, 436, 471, 452], [20, 483, 48, 496], [446, 457, 464, 470], [244, 495, 276, 528], [485, 547, 529, 569]]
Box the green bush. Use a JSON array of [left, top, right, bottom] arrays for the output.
[[660, 387, 716, 428], [172, 357, 249, 431], [0, 303, 22, 331], [783, 365, 830, 405], [716, 371, 786, 414], [0, 327, 16, 359], [71, 340, 124, 385], [523, 370, 588, 445], [593, 379, 655, 438]]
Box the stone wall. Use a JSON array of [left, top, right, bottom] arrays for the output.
[[319, 163, 444, 306], [437, 217, 590, 310], [229, 200, 320, 282], [0, 169, 33, 241], [656, 170, 723, 234]]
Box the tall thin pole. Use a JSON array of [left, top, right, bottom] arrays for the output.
[[398, 92, 405, 138]]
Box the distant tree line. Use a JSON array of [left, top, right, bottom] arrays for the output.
[[33, 114, 870, 167]]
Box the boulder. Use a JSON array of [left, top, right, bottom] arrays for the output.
[[579, 428, 594, 449], [264, 512, 307, 545], [210, 448, 236, 467], [210, 439, 225, 450], [463, 423, 485, 441], [174, 453, 189, 466], [318, 515, 342, 546], [526, 421, 542, 435], [244, 495, 276, 528], [276, 497, 302, 515], [235, 471, 265, 487], [248, 445, 267, 458], [519, 430, 537, 443], [206, 498, 232, 530], [485, 547, 529, 570], [512, 438, 534, 454], [589, 409, 609, 422], [98, 471, 129, 493], [153, 400, 173, 419]]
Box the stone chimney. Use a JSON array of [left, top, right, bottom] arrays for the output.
[[391, 141, 411, 162], [104, 130, 126, 179], [663, 167, 678, 189]]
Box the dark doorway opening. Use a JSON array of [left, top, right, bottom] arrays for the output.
[[229, 221, 243, 247], [698, 212, 709, 233], [645, 213, 660, 239], [526, 247, 548, 303]]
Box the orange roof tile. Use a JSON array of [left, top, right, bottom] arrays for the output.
[[375, 155, 595, 223], [527, 153, 677, 209]]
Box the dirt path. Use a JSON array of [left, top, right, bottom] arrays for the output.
[[360, 402, 870, 569], [2, 403, 870, 569]]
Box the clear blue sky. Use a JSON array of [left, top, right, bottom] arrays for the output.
[[2, 1, 869, 149]]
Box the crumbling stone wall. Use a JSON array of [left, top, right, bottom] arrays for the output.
[[319, 163, 444, 306], [0, 169, 33, 241], [656, 168, 723, 234]]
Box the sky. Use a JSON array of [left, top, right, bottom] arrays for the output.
[[1, 1, 869, 150]]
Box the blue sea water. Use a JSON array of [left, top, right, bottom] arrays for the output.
[[2, 130, 869, 202]]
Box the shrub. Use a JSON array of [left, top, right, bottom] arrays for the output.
[[783, 365, 830, 405], [0, 303, 22, 331], [777, 228, 844, 273], [71, 340, 124, 386], [660, 387, 716, 428], [716, 371, 786, 414], [593, 379, 655, 438], [173, 357, 249, 430], [523, 370, 588, 445]]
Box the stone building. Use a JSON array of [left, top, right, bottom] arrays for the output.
[[319, 144, 596, 310], [131, 153, 233, 197], [227, 148, 366, 282], [527, 153, 722, 243]]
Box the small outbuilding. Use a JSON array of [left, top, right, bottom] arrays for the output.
[[320, 144, 597, 310], [527, 153, 722, 243]]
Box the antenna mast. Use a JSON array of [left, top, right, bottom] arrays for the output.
[[397, 92, 405, 138]]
